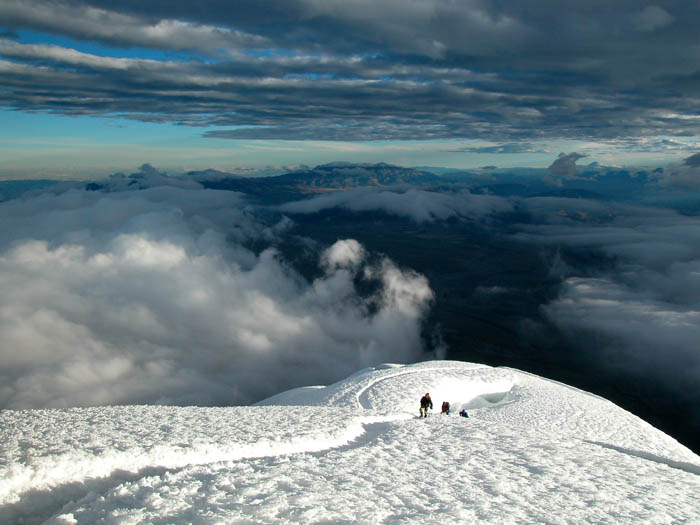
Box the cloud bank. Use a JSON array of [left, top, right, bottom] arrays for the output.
[[508, 195, 700, 401], [541, 276, 700, 393], [279, 187, 513, 223], [0, 185, 434, 408], [1, 1, 699, 141], [652, 152, 700, 189]]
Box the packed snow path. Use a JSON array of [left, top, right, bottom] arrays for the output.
[[1, 361, 698, 523]]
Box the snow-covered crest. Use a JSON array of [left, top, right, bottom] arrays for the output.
[[1, 361, 698, 523]]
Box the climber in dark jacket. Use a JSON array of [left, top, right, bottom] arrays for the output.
[[420, 393, 433, 417]]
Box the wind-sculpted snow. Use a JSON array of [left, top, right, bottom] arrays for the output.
[[1, 361, 699, 523]]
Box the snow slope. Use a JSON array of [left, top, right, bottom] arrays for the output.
[[1, 361, 698, 524]]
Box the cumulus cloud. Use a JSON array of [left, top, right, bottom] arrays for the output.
[[279, 187, 513, 223], [0, 185, 435, 409], [547, 152, 587, 181], [321, 239, 366, 271]]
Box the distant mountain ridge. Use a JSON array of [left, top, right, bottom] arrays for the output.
[[275, 162, 439, 189], [195, 163, 439, 202]]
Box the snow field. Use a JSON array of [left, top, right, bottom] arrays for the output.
[[0, 405, 396, 522], [1, 361, 699, 523], [46, 416, 699, 524]]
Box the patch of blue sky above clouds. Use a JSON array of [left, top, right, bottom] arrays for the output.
[[14, 30, 198, 61], [1, 108, 696, 180], [0, 1, 698, 178]]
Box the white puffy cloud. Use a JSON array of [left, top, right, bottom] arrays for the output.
[[366, 258, 434, 318], [0, 186, 434, 409], [321, 239, 366, 271]]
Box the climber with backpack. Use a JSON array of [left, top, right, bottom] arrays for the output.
[[420, 393, 433, 417]]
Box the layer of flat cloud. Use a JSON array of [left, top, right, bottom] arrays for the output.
[[0, 1, 699, 141], [447, 142, 548, 155], [514, 197, 700, 269], [0, 185, 434, 408], [279, 187, 513, 223]]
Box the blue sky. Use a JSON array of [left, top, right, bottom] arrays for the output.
[[1, 1, 698, 178]]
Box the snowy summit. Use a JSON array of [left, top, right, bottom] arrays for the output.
[[1, 361, 699, 523]]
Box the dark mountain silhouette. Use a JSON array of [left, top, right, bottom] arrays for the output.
[[196, 163, 439, 203]]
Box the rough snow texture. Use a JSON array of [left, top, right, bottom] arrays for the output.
[[1, 361, 699, 524]]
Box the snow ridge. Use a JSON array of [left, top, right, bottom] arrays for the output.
[[1, 361, 699, 524]]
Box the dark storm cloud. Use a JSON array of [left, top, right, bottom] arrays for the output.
[[0, 0, 268, 54], [1, 0, 699, 140]]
